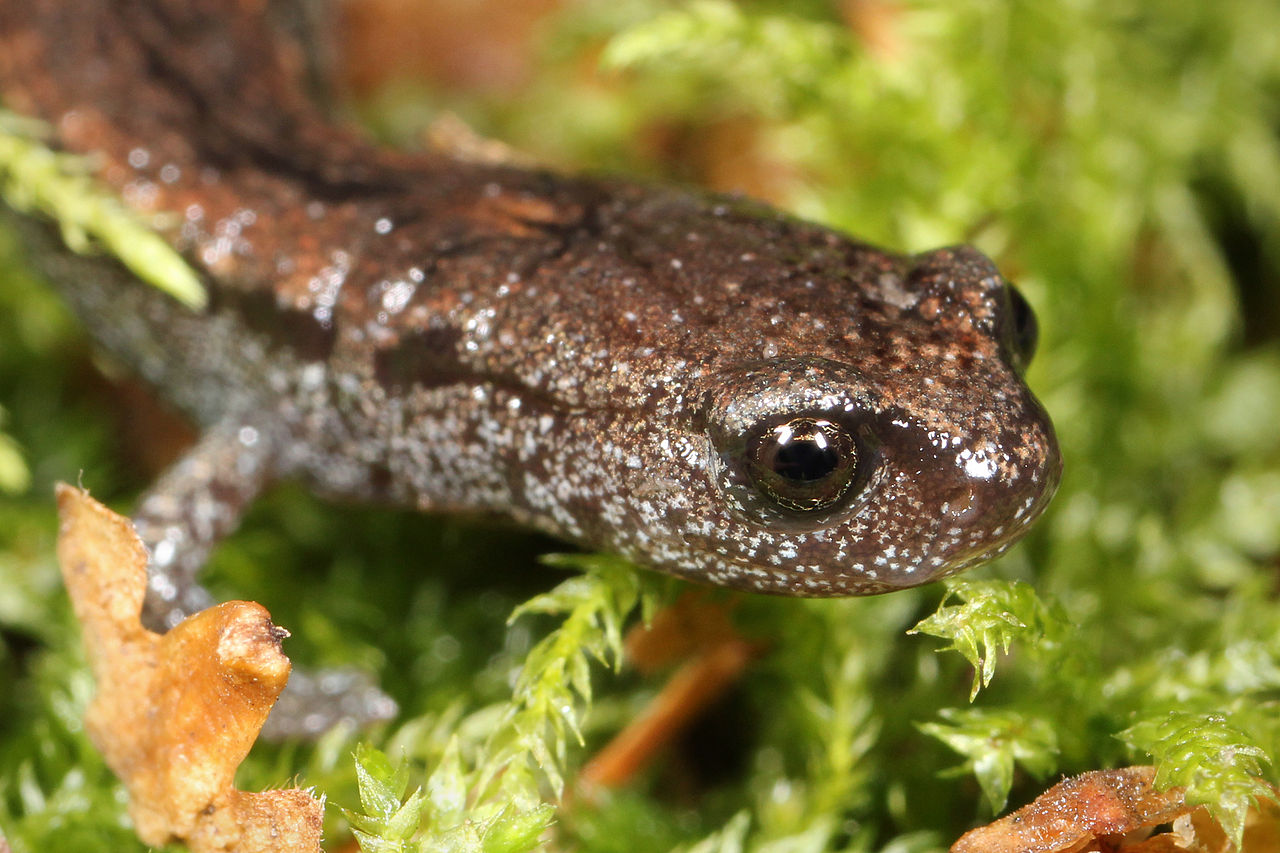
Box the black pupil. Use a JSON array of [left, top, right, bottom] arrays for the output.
[[774, 432, 840, 482]]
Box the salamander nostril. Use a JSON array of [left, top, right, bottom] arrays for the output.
[[1005, 285, 1039, 373]]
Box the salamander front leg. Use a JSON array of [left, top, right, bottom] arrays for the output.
[[134, 418, 280, 632], [132, 417, 397, 738]]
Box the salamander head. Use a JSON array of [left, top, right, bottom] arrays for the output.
[[605, 244, 1061, 596]]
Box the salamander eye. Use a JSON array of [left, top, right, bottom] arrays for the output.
[[1004, 285, 1039, 373], [745, 417, 858, 513]]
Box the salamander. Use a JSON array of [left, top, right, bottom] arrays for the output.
[[0, 0, 1060, 729]]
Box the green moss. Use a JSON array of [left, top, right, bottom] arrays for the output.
[[2, 1, 1280, 851], [336, 558, 662, 852], [0, 111, 206, 311], [0, 408, 28, 495]]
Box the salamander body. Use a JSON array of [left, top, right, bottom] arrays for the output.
[[0, 0, 1061, 632]]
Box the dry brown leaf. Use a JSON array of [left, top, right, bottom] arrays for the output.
[[951, 766, 1280, 853], [951, 766, 1191, 853], [55, 484, 323, 852]]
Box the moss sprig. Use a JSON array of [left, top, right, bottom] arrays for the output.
[[343, 555, 657, 852], [0, 110, 205, 310], [919, 709, 1059, 813], [1121, 711, 1276, 848], [910, 579, 1072, 700]]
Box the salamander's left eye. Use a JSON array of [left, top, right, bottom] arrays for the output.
[[1004, 285, 1039, 373], [745, 417, 859, 513]]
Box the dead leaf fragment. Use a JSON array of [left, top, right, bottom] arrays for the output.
[[951, 766, 1280, 853], [952, 767, 1190, 853], [55, 484, 322, 852]]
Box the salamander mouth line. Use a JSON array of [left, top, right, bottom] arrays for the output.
[[660, 491, 1041, 582]]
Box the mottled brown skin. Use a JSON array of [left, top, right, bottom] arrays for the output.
[[0, 1, 1060, 617]]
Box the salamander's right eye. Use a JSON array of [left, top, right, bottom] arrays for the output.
[[744, 417, 859, 513]]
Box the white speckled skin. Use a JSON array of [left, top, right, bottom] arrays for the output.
[[0, 0, 1061, 618]]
